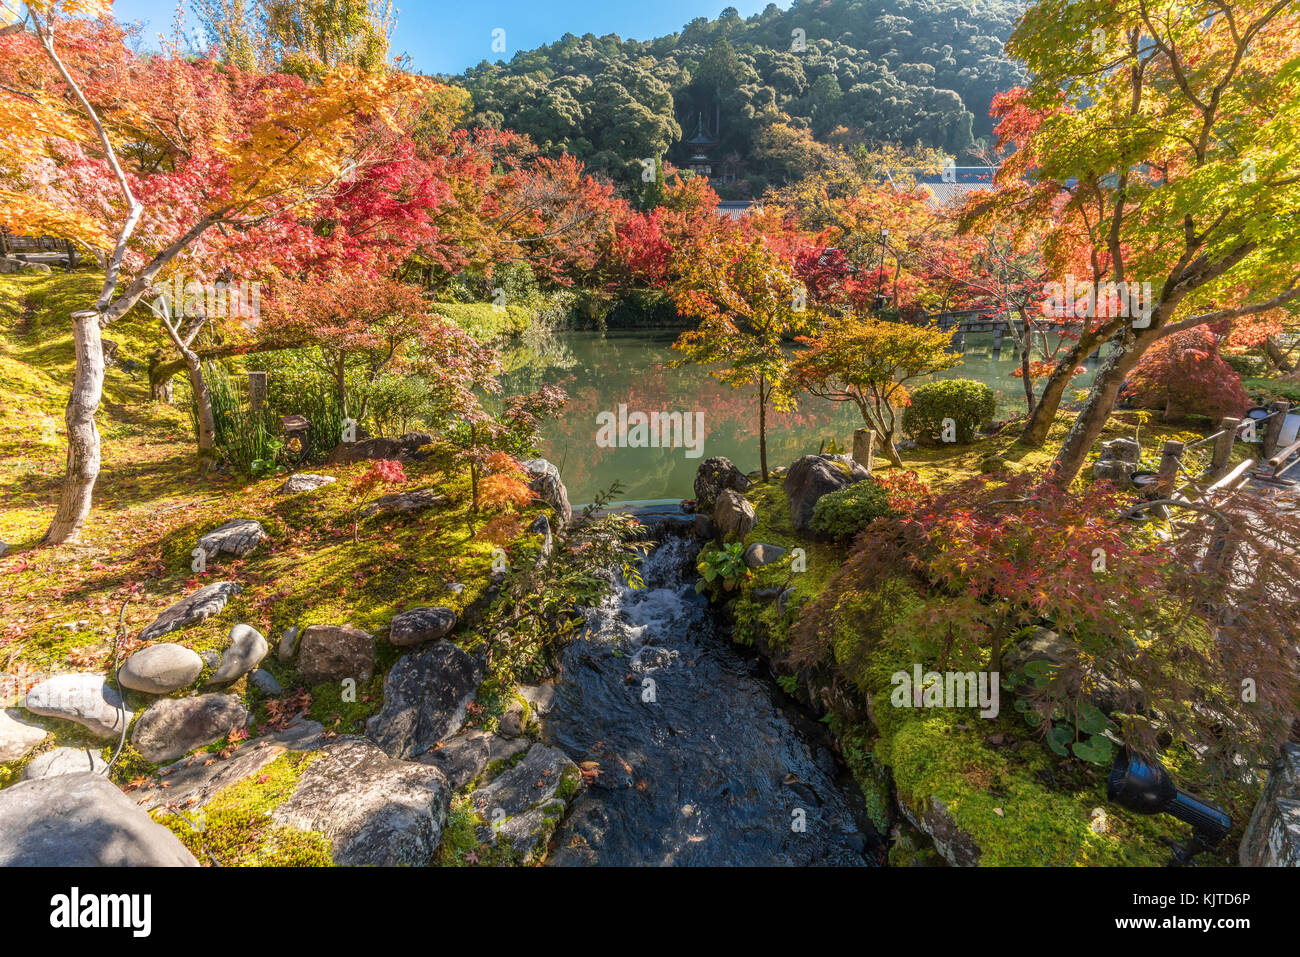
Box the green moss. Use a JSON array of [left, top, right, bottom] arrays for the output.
[[434, 301, 533, 342], [152, 751, 331, 866]]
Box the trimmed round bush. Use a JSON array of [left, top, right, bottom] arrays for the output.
[[810, 479, 892, 540], [902, 378, 997, 445]]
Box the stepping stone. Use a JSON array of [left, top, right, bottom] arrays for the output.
[[366, 641, 480, 760], [22, 747, 107, 780], [0, 773, 198, 866], [277, 474, 336, 495], [270, 737, 450, 867], [196, 519, 267, 560], [119, 644, 204, 694], [296, 625, 375, 685], [389, 606, 457, 647], [131, 694, 249, 763], [138, 582, 242, 642], [0, 708, 47, 763], [358, 488, 445, 519], [24, 674, 132, 738], [206, 624, 268, 685]]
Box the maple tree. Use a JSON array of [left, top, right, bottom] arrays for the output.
[[0, 2, 433, 543], [667, 229, 813, 483], [995, 0, 1300, 484], [1121, 324, 1250, 421], [790, 315, 961, 466]]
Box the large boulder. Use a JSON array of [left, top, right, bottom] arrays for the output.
[[693, 456, 751, 513], [206, 624, 269, 685], [0, 709, 47, 763], [296, 625, 375, 685], [357, 488, 446, 519], [270, 737, 450, 866], [327, 432, 434, 465], [196, 519, 267, 560], [389, 606, 457, 647], [119, 643, 205, 694], [522, 458, 572, 527], [468, 743, 581, 864], [138, 581, 242, 642], [713, 489, 756, 542], [1240, 743, 1300, 866], [743, 542, 786, 569], [25, 674, 132, 738], [366, 640, 481, 759], [0, 772, 198, 866], [131, 694, 250, 763], [784, 454, 859, 533]]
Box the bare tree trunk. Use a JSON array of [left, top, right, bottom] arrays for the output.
[[1264, 335, 1294, 373], [184, 351, 217, 458], [41, 310, 104, 544], [1020, 331, 1108, 447]]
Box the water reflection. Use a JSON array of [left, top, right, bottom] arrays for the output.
[[499, 328, 1103, 504]]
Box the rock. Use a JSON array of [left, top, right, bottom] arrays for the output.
[[852, 428, 878, 473], [712, 488, 756, 542], [1101, 437, 1142, 464], [250, 669, 282, 696], [25, 674, 132, 738], [327, 432, 434, 465], [388, 606, 457, 647], [1092, 458, 1138, 484], [296, 625, 375, 685], [119, 644, 204, 694], [897, 792, 981, 867], [820, 452, 872, 481], [0, 709, 47, 763], [22, 747, 107, 780], [138, 581, 242, 642], [19, 262, 52, 275], [0, 541, 8, 558], [196, 519, 267, 560], [522, 458, 572, 526], [518, 682, 557, 719], [776, 587, 798, 617], [693, 513, 716, 540], [499, 699, 527, 738], [1240, 743, 1300, 866], [134, 719, 325, 812], [693, 456, 751, 513], [1004, 627, 1138, 714], [784, 454, 859, 533], [0, 773, 198, 866], [743, 542, 787, 568], [366, 640, 481, 760], [530, 512, 553, 560], [469, 743, 580, 863], [446, 582, 466, 596], [277, 473, 336, 495], [278, 625, 300, 662], [420, 729, 490, 790], [358, 487, 446, 519], [131, 694, 249, 763], [206, 623, 268, 684], [200, 650, 221, 670], [271, 737, 450, 866]]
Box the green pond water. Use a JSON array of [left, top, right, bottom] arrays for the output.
[[499, 328, 1103, 505]]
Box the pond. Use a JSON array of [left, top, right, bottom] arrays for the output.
[[500, 328, 1105, 505]]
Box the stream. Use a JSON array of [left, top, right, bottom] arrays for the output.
[[542, 526, 880, 866]]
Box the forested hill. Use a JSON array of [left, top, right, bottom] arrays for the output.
[[452, 0, 1027, 197]]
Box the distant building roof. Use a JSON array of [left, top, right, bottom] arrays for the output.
[[715, 200, 757, 219], [883, 165, 998, 206]]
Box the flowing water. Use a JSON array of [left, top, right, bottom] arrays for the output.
[[543, 531, 879, 866], [501, 328, 1105, 504]]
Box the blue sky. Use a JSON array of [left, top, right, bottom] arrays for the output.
[[109, 0, 784, 75]]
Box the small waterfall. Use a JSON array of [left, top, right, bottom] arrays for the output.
[[544, 531, 878, 866]]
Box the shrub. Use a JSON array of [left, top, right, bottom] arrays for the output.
[[901, 378, 996, 444], [810, 479, 892, 540], [1122, 325, 1249, 421], [1242, 376, 1300, 405]]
